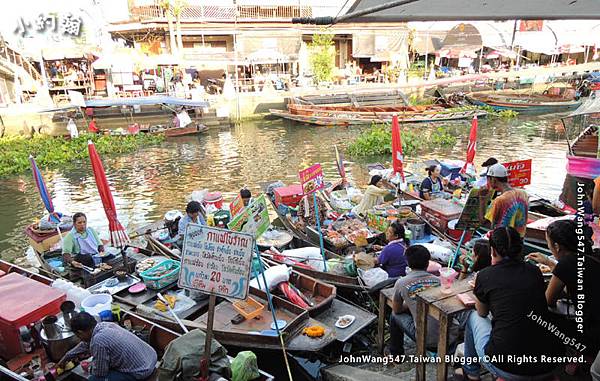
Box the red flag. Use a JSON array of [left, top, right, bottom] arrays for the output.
[[461, 115, 478, 175], [88, 141, 130, 247], [391, 114, 405, 181]]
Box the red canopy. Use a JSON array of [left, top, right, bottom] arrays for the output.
[[87, 141, 130, 247]]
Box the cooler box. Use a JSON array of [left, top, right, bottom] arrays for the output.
[[204, 192, 224, 209], [274, 185, 303, 208], [420, 199, 463, 232], [0, 273, 66, 360]]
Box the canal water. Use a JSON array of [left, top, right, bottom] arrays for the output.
[[0, 115, 570, 261]]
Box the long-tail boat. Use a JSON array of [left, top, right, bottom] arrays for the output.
[[466, 89, 582, 114]]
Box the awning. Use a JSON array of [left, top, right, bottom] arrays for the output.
[[441, 23, 512, 51], [236, 32, 301, 62], [43, 48, 97, 61], [352, 30, 408, 60], [343, 0, 600, 22], [85, 96, 209, 108], [437, 49, 478, 59], [485, 49, 517, 59]]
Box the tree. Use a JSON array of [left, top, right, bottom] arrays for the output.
[[308, 32, 335, 84], [159, 0, 177, 55], [173, 0, 187, 56]]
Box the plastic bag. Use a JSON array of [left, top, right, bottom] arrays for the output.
[[358, 267, 388, 288], [326, 258, 346, 275], [190, 189, 208, 203], [231, 351, 260, 381], [421, 243, 453, 264], [354, 252, 376, 270], [249, 264, 289, 291], [280, 247, 326, 272]]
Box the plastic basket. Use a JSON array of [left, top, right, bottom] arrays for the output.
[[139, 259, 180, 290], [233, 297, 265, 320]]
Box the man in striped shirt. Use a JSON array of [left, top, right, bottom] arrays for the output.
[[58, 312, 157, 381]]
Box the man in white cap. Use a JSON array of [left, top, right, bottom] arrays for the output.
[[478, 163, 529, 237]]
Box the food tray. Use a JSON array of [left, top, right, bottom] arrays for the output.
[[140, 259, 180, 290], [88, 275, 140, 295], [233, 296, 265, 320]]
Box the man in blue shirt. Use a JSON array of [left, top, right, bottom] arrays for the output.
[[177, 201, 205, 247]]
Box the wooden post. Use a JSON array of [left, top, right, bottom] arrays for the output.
[[415, 299, 428, 381], [436, 313, 450, 381], [202, 294, 217, 380], [313, 193, 328, 271]]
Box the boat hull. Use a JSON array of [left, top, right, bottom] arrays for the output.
[[467, 95, 581, 114], [270, 108, 487, 126]]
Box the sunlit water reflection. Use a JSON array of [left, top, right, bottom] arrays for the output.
[[0, 115, 570, 261]]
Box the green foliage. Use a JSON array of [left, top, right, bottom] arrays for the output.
[[478, 105, 519, 118], [308, 32, 335, 83], [347, 123, 457, 157], [0, 133, 165, 177], [408, 95, 435, 106]]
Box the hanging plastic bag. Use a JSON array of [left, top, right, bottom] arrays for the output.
[[231, 351, 260, 381], [358, 267, 388, 288]]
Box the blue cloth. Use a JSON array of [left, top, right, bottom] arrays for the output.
[[88, 371, 137, 381], [378, 240, 407, 278], [463, 312, 554, 381]]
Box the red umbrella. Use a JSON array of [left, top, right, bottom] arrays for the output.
[[87, 141, 130, 247], [391, 114, 405, 181], [461, 116, 478, 175]]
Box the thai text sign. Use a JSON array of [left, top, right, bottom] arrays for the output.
[[179, 224, 254, 299], [229, 194, 245, 218], [299, 164, 324, 195], [227, 194, 270, 238], [503, 159, 532, 187]]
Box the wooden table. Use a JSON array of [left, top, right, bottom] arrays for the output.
[[377, 287, 395, 354], [415, 278, 475, 381]]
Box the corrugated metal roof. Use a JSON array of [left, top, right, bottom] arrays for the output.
[[345, 0, 600, 22]]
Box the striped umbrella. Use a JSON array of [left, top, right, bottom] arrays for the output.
[[87, 141, 130, 247], [29, 155, 60, 223]]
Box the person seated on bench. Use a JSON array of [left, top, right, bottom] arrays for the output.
[[387, 245, 459, 356]]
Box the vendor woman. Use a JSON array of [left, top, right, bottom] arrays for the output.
[[62, 212, 104, 268], [419, 164, 448, 200], [375, 220, 409, 278], [353, 175, 394, 218]]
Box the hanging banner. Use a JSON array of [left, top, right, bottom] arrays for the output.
[[229, 194, 245, 218], [455, 189, 492, 230], [179, 224, 254, 299], [503, 159, 532, 187], [227, 194, 270, 238], [299, 164, 324, 195]]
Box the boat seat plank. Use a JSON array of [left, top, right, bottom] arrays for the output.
[[311, 298, 376, 342]]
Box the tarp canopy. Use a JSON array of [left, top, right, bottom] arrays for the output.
[[352, 31, 408, 58], [236, 32, 301, 63], [344, 0, 600, 22], [567, 93, 600, 118], [441, 23, 513, 52]]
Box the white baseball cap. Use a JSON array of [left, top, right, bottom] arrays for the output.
[[486, 163, 508, 178]]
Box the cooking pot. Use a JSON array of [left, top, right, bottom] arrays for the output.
[[406, 219, 426, 241], [60, 301, 76, 330], [40, 316, 80, 362]]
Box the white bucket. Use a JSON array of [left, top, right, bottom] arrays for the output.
[[81, 294, 113, 320]]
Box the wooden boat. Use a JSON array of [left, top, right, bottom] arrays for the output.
[[270, 104, 487, 126], [164, 123, 208, 137], [0, 260, 274, 381], [467, 90, 582, 114], [255, 261, 336, 317]]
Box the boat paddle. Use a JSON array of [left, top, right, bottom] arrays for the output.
[[156, 293, 189, 333]]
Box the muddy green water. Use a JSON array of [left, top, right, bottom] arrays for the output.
[[0, 115, 569, 261]]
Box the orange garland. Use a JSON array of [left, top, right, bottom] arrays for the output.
[[304, 325, 325, 338]]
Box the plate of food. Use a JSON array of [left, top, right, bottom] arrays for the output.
[[335, 315, 356, 329], [538, 264, 552, 276]]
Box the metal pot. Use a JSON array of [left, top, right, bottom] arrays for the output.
[[40, 316, 80, 362], [406, 219, 426, 241], [60, 301, 76, 330]]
